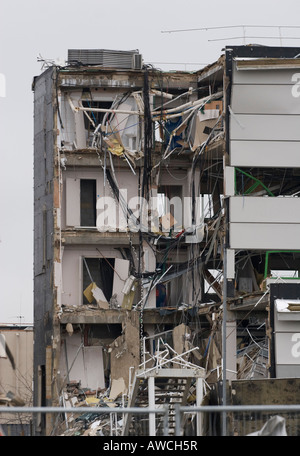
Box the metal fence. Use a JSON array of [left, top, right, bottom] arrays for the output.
[[175, 404, 300, 436], [1, 404, 300, 436]]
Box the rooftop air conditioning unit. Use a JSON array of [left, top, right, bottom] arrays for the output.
[[68, 49, 143, 70], [132, 53, 143, 70]]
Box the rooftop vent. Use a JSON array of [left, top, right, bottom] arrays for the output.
[[67, 49, 143, 70]]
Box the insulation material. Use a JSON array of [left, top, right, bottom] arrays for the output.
[[92, 286, 109, 309], [108, 97, 140, 159], [103, 137, 124, 156], [83, 282, 97, 304]]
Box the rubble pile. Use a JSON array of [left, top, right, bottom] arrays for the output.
[[57, 381, 126, 436]]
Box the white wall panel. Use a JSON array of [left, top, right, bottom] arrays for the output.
[[226, 248, 235, 279], [231, 84, 300, 115], [230, 140, 300, 168], [224, 166, 235, 196], [230, 114, 300, 141], [230, 197, 300, 224], [229, 223, 300, 250], [233, 65, 299, 84], [63, 334, 105, 389], [66, 178, 80, 227], [275, 332, 300, 365]]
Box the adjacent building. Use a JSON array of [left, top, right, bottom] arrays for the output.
[[0, 325, 33, 436]]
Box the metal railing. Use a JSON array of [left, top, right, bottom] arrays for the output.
[[0, 405, 169, 437], [175, 404, 300, 436], [2, 404, 300, 436]]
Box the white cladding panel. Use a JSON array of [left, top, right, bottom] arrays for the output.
[[275, 332, 300, 365], [66, 177, 80, 227], [230, 197, 300, 224], [231, 84, 300, 115], [232, 65, 300, 84], [230, 62, 300, 168], [230, 114, 300, 142], [230, 140, 300, 168], [229, 223, 300, 249]]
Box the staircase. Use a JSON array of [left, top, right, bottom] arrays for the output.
[[123, 367, 205, 436]]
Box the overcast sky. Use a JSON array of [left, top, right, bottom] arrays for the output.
[[1, 0, 300, 324]]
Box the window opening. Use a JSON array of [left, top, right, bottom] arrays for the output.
[[80, 179, 96, 227], [82, 257, 115, 304]]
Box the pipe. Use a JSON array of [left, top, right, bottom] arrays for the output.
[[222, 247, 227, 436]]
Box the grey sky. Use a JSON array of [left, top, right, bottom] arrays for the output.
[[1, 0, 300, 324]]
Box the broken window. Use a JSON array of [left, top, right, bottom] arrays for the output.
[[80, 179, 97, 227], [81, 100, 113, 130], [82, 257, 115, 304], [81, 94, 113, 147]]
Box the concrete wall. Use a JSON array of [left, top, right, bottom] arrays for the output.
[[33, 67, 56, 411]]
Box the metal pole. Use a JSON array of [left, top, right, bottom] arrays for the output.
[[222, 247, 227, 436], [148, 376, 156, 436], [163, 404, 169, 436], [196, 378, 203, 436], [175, 403, 181, 436]]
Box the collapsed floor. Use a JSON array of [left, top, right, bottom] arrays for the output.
[[53, 298, 269, 436]]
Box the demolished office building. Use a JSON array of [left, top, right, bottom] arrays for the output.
[[32, 45, 300, 436]]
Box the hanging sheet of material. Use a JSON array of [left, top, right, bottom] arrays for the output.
[[103, 137, 124, 156]]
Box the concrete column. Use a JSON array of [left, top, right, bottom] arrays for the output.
[[196, 378, 203, 436], [226, 311, 237, 380]]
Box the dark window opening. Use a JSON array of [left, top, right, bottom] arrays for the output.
[[83, 257, 115, 304], [81, 100, 113, 130], [84, 324, 123, 346], [235, 167, 300, 197], [80, 179, 96, 226], [156, 263, 183, 308]]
